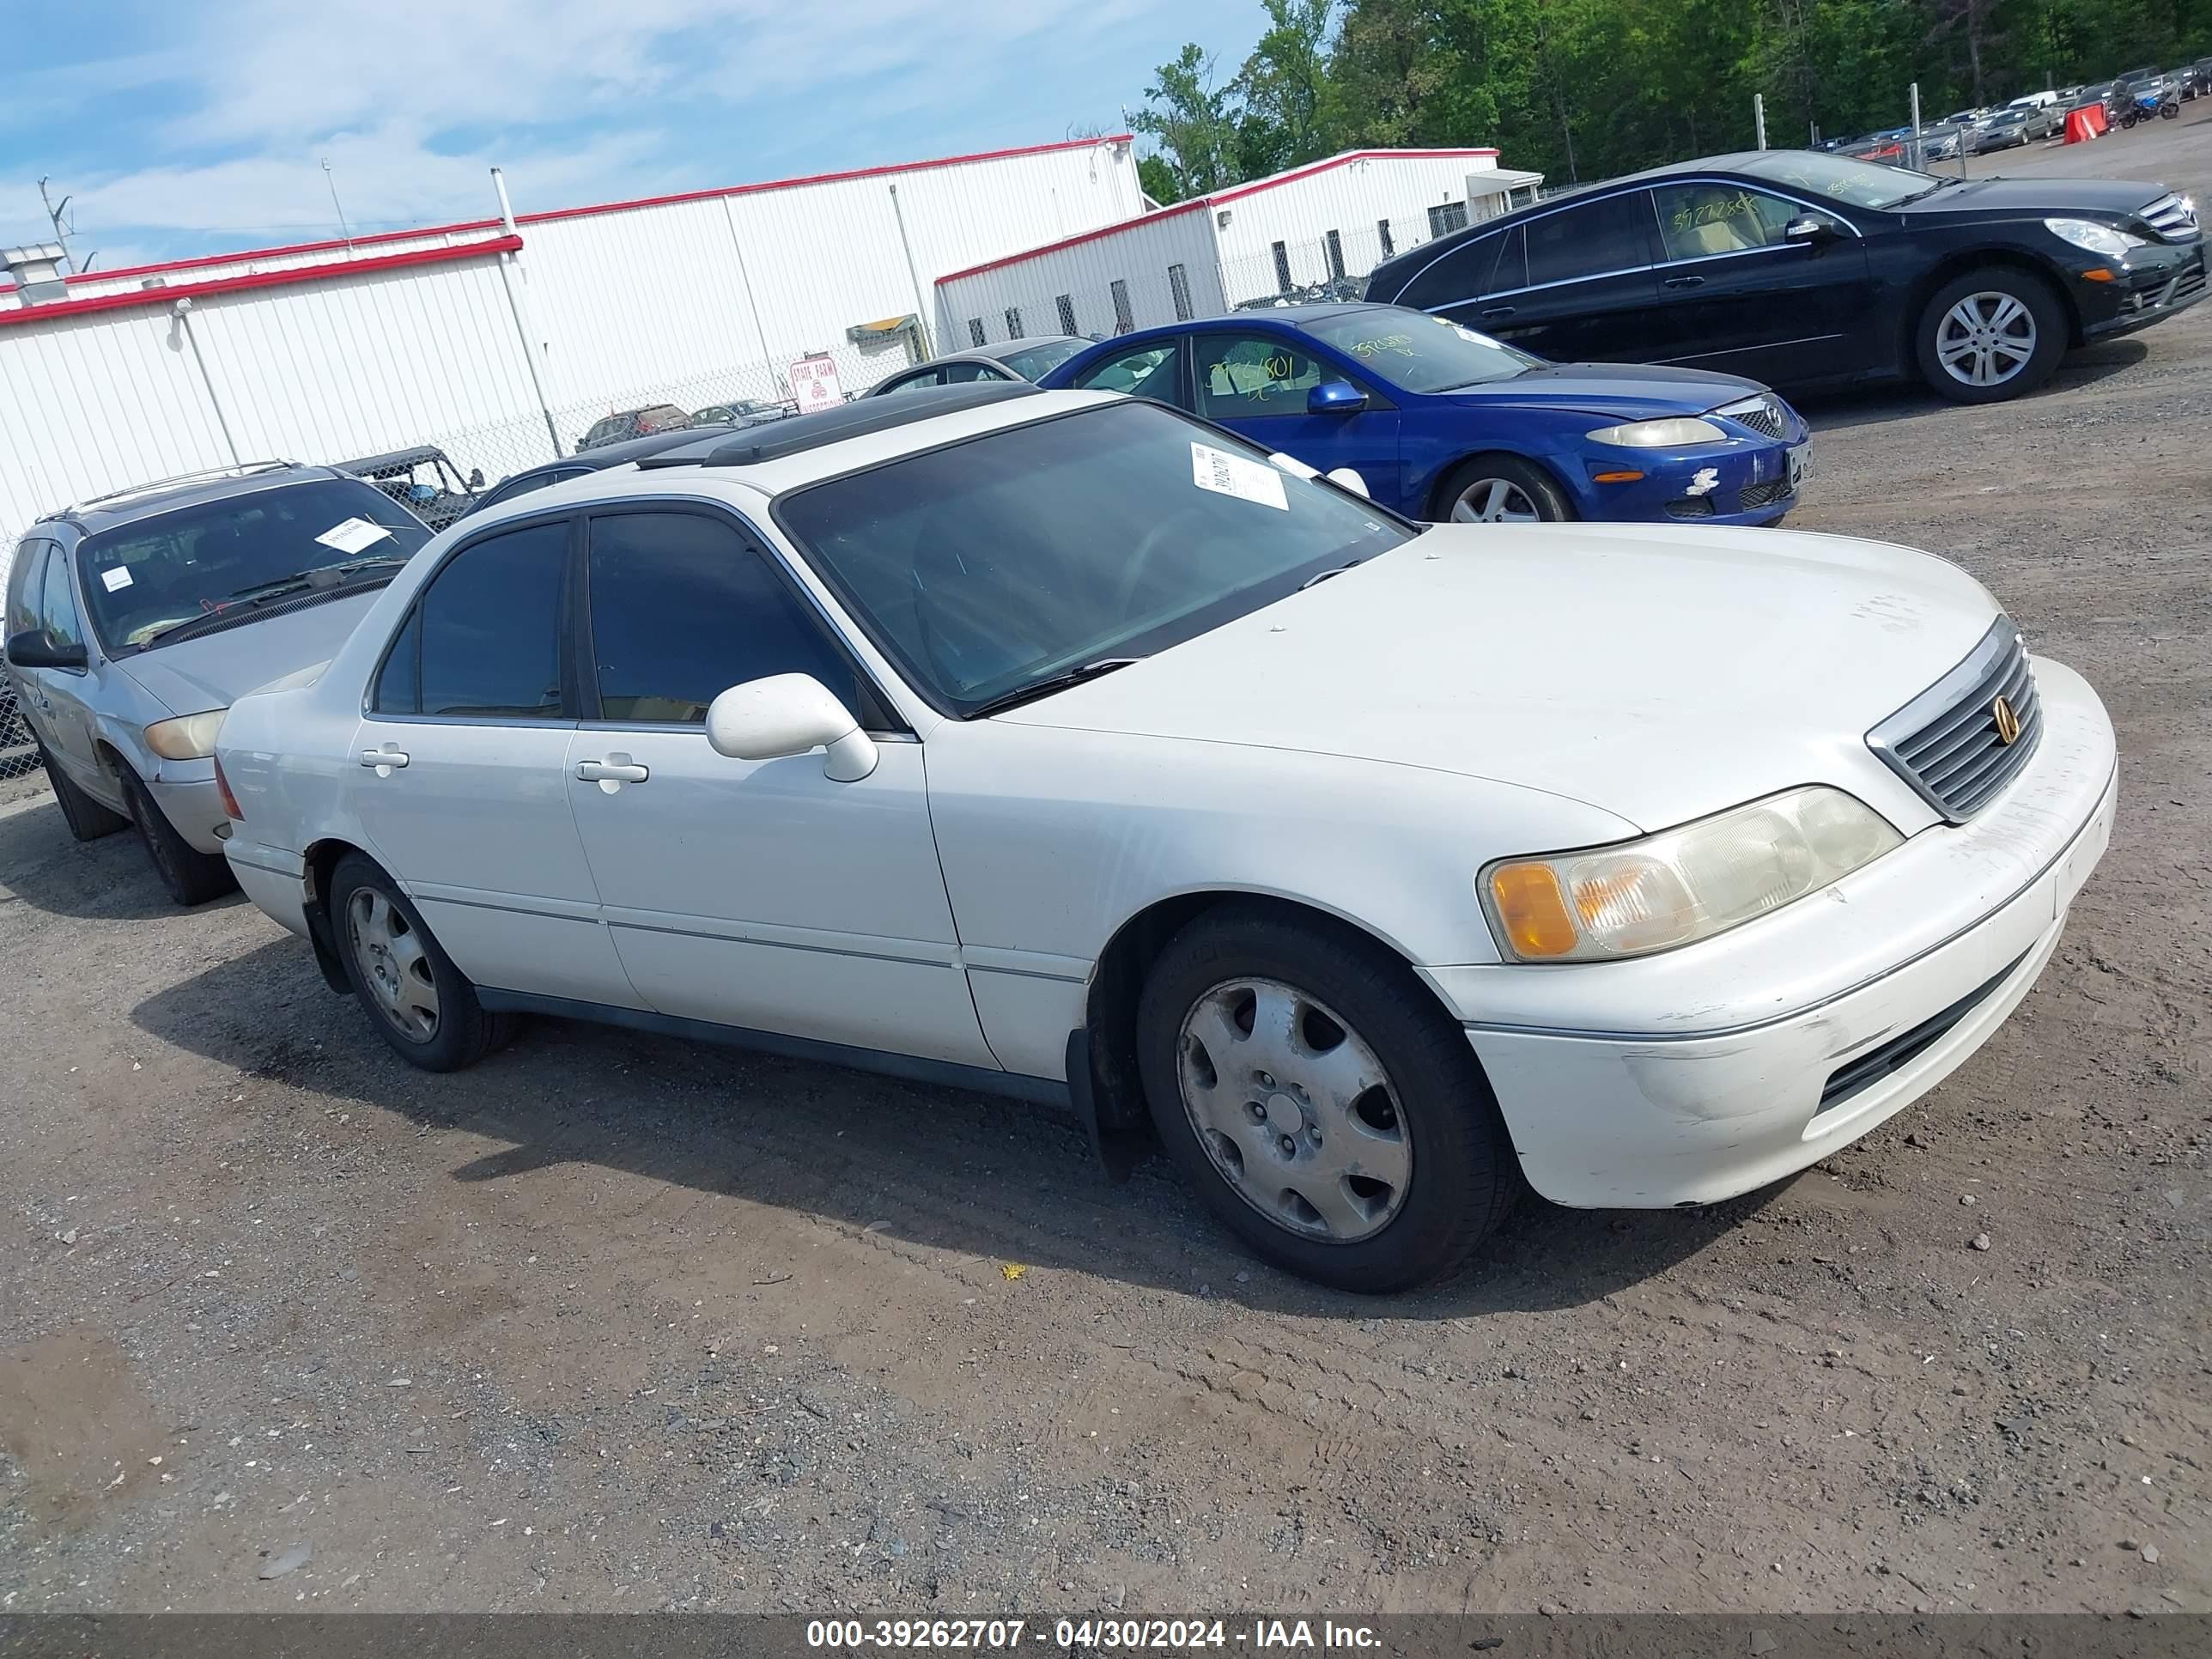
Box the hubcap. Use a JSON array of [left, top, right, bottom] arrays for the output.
[[1175, 978, 1411, 1244], [1936, 291, 2036, 388], [1449, 477, 1541, 524], [347, 888, 439, 1042]]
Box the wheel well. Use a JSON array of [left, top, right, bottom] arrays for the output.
[[1427, 450, 1573, 521], [1900, 251, 2081, 372], [301, 837, 374, 994], [1081, 890, 1467, 1134]]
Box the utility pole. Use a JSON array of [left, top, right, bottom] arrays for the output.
[[322, 159, 355, 252], [37, 178, 76, 272]]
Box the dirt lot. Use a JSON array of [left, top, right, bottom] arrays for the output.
[[3, 113, 2207, 1620]]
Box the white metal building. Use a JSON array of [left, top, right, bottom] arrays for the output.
[[933, 149, 1542, 349], [0, 136, 1147, 557]]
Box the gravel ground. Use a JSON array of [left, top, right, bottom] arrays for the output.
[[2, 113, 2207, 1619]]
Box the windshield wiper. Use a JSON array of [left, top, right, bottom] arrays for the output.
[[1299, 560, 1365, 590], [1895, 177, 1965, 205], [133, 557, 407, 649], [964, 656, 1141, 719]]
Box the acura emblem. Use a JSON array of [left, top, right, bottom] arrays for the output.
[[1992, 695, 2021, 745]]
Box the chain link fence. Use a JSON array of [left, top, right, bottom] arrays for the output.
[[0, 680, 38, 784]]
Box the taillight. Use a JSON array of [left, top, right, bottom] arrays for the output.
[[213, 755, 243, 821]]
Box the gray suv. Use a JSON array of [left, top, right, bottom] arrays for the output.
[[3, 461, 431, 903]]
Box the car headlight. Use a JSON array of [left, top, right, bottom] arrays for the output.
[[1585, 416, 1729, 447], [144, 709, 227, 760], [2045, 218, 2147, 258], [1480, 786, 1902, 963]]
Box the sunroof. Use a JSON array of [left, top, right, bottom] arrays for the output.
[[635, 380, 1040, 470]]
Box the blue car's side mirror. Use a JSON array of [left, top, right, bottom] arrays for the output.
[[1309, 380, 1368, 416]]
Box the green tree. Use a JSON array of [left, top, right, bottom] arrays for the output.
[[1132, 44, 1241, 198], [1137, 155, 1184, 204], [1235, 0, 1341, 174]]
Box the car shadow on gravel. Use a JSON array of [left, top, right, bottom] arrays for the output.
[[0, 793, 240, 922], [1795, 339, 2151, 433], [131, 939, 1781, 1319]]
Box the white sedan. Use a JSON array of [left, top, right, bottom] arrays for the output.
[[215, 385, 2116, 1291]]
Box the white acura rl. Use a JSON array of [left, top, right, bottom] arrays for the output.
[[214, 384, 2115, 1291]]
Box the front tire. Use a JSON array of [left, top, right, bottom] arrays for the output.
[[1916, 268, 2065, 404], [124, 774, 235, 905], [328, 852, 516, 1071], [1435, 454, 1573, 524], [1135, 902, 1519, 1292], [38, 739, 128, 842]]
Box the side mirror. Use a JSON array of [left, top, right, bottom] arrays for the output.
[[1325, 467, 1370, 499], [467, 468, 485, 489], [6, 630, 88, 672], [1784, 216, 1837, 245], [1308, 380, 1368, 416], [705, 673, 878, 782]]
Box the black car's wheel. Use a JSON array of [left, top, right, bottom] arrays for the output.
[[1436, 454, 1574, 524], [123, 774, 236, 905], [1135, 902, 1520, 1293], [1916, 268, 2066, 404], [328, 852, 516, 1071], [37, 739, 129, 842]]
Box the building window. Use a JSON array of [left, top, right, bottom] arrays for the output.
[[1054, 294, 1079, 336], [1325, 229, 1346, 281], [967, 318, 987, 348], [1109, 279, 1134, 335], [1377, 219, 1395, 258], [1272, 241, 1293, 293], [1168, 264, 1194, 321], [1005, 307, 1023, 338], [1427, 202, 1469, 239]]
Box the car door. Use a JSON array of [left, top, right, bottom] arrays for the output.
[[349, 514, 647, 1009], [562, 504, 996, 1068], [1188, 330, 1404, 509], [1645, 181, 1874, 386], [1477, 191, 1662, 362], [8, 541, 106, 790]]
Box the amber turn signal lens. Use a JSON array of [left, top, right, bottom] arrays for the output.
[[213, 756, 243, 821], [1487, 862, 1579, 958], [2080, 269, 2116, 283], [1592, 470, 1645, 483]]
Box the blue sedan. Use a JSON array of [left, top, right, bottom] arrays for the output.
[[1037, 303, 1810, 526]]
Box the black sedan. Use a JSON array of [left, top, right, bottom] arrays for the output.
[[1364, 150, 2204, 404]]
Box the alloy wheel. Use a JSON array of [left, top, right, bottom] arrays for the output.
[[1449, 477, 1542, 524], [1936, 291, 2038, 389], [348, 888, 440, 1042], [1175, 977, 1411, 1243]]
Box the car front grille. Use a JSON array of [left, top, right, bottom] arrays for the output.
[[1663, 497, 1716, 519], [2141, 191, 2200, 240], [1867, 618, 2042, 822], [1715, 393, 1787, 440], [1739, 477, 1793, 508]]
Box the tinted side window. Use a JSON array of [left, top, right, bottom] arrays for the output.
[[374, 606, 422, 714], [939, 362, 1003, 384], [584, 512, 878, 726], [40, 547, 83, 649], [1651, 184, 1798, 260], [1193, 334, 1327, 420], [416, 520, 567, 719], [1396, 234, 1495, 311], [877, 369, 944, 397], [1524, 192, 1656, 288], [7, 543, 52, 641]]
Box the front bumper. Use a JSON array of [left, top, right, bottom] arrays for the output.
[[2081, 241, 2206, 341], [1582, 424, 1810, 528], [1429, 655, 2116, 1208]]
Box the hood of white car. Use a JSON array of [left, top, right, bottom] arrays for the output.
[[993, 523, 2001, 832], [114, 588, 381, 715]]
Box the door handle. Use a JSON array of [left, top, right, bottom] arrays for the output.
[[576, 757, 649, 785], [1480, 305, 1516, 319], [360, 744, 409, 772], [1662, 275, 1706, 289]]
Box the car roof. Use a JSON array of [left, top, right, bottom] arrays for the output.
[[34, 460, 354, 538], [340, 446, 450, 474]]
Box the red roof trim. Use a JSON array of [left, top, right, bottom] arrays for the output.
[[934, 148, 1504, 286], [1, 236, 522, 328], [58, 132, 1136, 289]]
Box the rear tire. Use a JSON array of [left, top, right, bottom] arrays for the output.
[[1135, 902, 1520, 1292], [124, 773, 235, 905], [38, 739, 128, 842], [1915, 267, 2065, 404], [328, 852, 516, 1072], [1435, 454, 1574, 524]]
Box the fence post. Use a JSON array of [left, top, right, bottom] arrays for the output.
[[888, 185, 935, 362], [1754, 94, 1768, 150], [490, 167, 564, 460], [173, 298, 240, 465]]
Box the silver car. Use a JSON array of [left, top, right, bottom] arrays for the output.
[[3, 462, 431, 903]]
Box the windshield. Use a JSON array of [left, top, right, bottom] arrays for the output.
[[775, 400, 1413, 715], [1736, 149, 1940, 210], [1302, 307, 1540, 392], [997, 339, 1087, 380], [76, 478, 431, 654]]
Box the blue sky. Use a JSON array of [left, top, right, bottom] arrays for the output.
[[3, 0, 1266, 272]]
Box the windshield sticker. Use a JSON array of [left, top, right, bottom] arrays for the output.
[[100, 565, 135, 592], [1191, 442, 1289, 511], [314, 517, 394, 556]]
